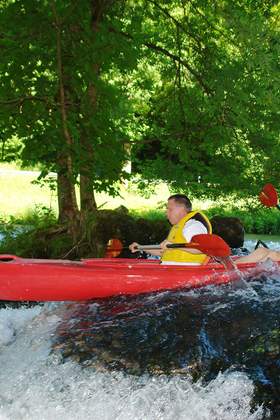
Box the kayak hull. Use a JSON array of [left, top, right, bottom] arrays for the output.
[[0, 255, 277, 301]]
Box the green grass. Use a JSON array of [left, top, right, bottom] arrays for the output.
[[0, 168, 57, 218], [0, 164, 214, 218]]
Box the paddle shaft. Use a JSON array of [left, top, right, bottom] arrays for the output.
[[137, 243, 198, 251], [106, 234, 231, 258]]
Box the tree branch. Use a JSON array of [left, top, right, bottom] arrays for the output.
[[144, 40, 212, 95], [147, 0, 203, 48], [188, 0, 235, 45], [0, 96, 50, 106], [51, 3, 73, 150], [109, 27, 212, 95]]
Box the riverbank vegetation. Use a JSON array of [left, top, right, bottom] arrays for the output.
[[1, 203, 280, 258], [1, 166, 280, 258]]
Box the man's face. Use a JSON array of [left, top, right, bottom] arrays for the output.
[[166, 199, 188, 225]]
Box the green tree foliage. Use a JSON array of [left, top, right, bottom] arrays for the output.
[[129, 0, 280, 197], [0, 0, 279, 225], [0, 0, 138, 223]]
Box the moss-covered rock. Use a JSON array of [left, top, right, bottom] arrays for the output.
[[0, 207, 170, 259], [211, 216, 245, 248]]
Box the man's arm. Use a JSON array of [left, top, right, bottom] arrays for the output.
[[129, 242, 163, 256], [181, 219, 208, 254]]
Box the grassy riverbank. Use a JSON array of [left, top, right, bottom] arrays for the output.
[[1, 164, 280, 240], [0, 164, 214, 218], [0, 165, 170, 218]]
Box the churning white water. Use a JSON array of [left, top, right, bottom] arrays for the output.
[[0, 304, 264, 420], [0, 238, 278, 419]]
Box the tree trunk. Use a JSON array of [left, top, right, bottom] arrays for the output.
[[80, 63, 99, 217], [79, 1, 108, 216], [80, 173, 97, 214], [57, 165, 80, 225], [52, 2, 80, 235]]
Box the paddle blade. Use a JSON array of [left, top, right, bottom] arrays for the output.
[[191, 234, 231, 257], [259, 184, 278, 207], [105, 238, 123, 258]]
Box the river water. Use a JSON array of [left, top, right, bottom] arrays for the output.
[[0, 238, 280, 419]]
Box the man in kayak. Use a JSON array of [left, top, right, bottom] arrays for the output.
[[129, 194, 212, 264]]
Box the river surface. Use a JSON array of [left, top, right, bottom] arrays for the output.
[[0, 238, 280, 419]]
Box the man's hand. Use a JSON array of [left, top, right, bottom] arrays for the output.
[[159, 240, 172, 250], [129, 242, 140, 253]]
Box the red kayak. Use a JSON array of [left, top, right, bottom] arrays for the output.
[[0, 254, 277, 301]]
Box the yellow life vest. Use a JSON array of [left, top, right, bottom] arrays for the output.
[[161, 210, 212, 264]]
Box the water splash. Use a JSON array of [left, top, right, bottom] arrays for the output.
[[0, 303, 266, 420]]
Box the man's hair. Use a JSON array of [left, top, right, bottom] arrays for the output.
[[168, 194, 192, 211]]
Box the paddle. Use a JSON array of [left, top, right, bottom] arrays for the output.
[[254, 183, 279, 251], [259, 183, 280, 210], [105, 234, 231, 258]]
